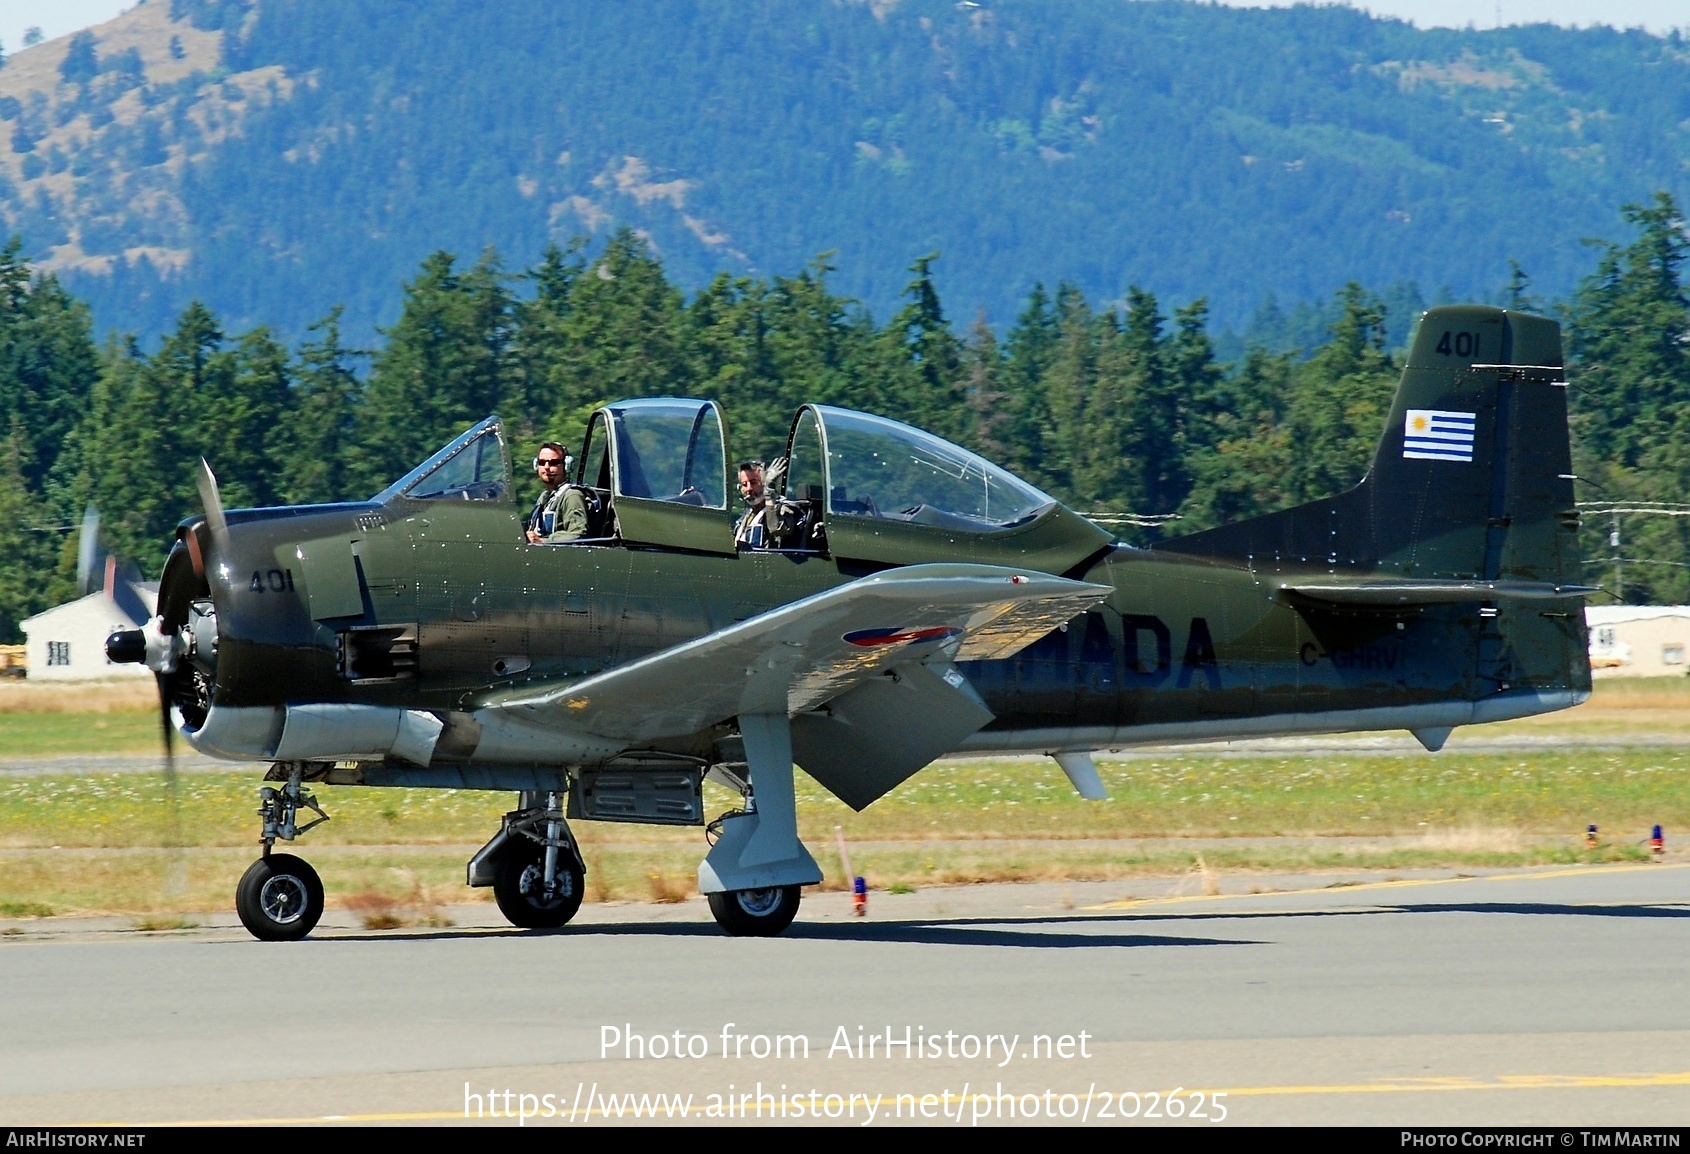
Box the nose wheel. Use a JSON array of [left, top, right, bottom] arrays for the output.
[[237, 764, 331, 941], [236, 853, 324, 941]]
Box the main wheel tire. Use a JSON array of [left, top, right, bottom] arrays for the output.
[[236, 853, 324, 941], [708, 885, 801, 936], [493, 841, 585, 929]]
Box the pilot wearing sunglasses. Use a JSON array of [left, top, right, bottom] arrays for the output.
[[525, 442, 589, 543]]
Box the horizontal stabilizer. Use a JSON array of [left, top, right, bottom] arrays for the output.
[[1281, 578, 1597, 607]]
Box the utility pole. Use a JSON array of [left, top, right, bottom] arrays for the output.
[[1580, 502, 1690, 603], [1610, 511, 1622, 603]]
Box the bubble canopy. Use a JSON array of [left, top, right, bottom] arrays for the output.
[[803, 406, 1054, 531]]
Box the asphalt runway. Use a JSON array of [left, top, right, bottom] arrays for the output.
[[4, 863, 1690, 1127]]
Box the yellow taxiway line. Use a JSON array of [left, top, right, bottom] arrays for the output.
[[122, 1069, 1690, 1125], [76, 862, 1690, 1125]]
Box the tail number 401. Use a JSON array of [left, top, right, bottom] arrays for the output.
[[1435, 331, 1481, 358]]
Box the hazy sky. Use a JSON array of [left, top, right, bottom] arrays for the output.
[[0, 0, 1680, 58]]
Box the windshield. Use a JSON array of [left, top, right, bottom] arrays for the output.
[[816, 407, 1053, 530], [607, 399, 726, 508], [372, 417, 512, 503]]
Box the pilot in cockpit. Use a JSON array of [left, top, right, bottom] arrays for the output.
[[733, 457, 789, 549], [732, 460, 768, 548], [525, 442, 588, 543]]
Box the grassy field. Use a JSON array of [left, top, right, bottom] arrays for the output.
[[0, 680, 161, 757], [0, 750, 1676, 918], [0, 676, 1684, 919]]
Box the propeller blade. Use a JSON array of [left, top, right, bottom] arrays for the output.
[[196, 458, 228, 553], [156, 671, 185, 894], [75, 505, 100, 595]]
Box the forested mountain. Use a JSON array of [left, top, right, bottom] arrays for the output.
[[1, 191, 1686, 643], [0, 0, 1686, 345]]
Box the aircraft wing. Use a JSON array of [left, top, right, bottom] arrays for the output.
[[477, 563, 1110, 743]]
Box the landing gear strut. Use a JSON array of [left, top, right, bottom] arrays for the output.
[[236, 765, 330, 941], [700, 714, 820, 936]]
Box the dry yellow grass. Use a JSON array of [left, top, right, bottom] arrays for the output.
[[1485, 675, 1690, 736], [0, 680, 160, 714], [645, 872, 692, 903]]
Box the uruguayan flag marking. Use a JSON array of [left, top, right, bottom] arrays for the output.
[[1403, 409, 1476, 462]]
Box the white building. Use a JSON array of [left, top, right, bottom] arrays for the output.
[[1586, 605, 1690, 678], [19, 581, 157, 681]]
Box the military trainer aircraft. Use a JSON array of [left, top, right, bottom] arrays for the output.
[[107, 305, 1592, 940]]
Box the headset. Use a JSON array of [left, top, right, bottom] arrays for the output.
[[532, 448, 575, 474]]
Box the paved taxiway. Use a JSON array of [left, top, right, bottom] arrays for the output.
[[3, 863, 1689, 1126]]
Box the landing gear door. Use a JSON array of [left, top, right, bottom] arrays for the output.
[[600, 399, 736, 556]]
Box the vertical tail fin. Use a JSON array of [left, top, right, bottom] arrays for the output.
[[1164, 305, 1580, 590]]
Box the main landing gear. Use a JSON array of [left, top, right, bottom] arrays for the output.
[[236, 714, 821, 940], [467, 790, 586, 930], [236, 765, 330, 941], [697, 713, 821, 936], [706, 886, 802, 936]]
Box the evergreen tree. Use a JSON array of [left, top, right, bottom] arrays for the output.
[[77, 338, 174, 574], [351, 249, 516, 495], [687, 271, 783, 457], [1566, 193, 1690, 603], [882, 253, 964, 442], [1039, 288, 1101, 505], [995, 283, 1061, 483], [207, 327, 291, 510], [1178, 348, 1297, 532], [58, 32, 98, 85], [1169, 299, 1228, 457], [0, 239, 99, 494], [273, 307, 361, 505], [1565, 193, 1690, 473], [1119, 287, 1184, 520], [1282, 284, 1396, 503], [523, 229, 691, 452], [0, 422, 56, 641], [961, 313, 1009, 467], [1077, 306, 1135, 512]]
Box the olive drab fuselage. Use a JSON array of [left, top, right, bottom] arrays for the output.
[[131, 306, 1595, 941], [194, 476, 1586, 757]]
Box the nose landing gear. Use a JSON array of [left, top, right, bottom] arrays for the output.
[[236, 764, 330, 941]]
